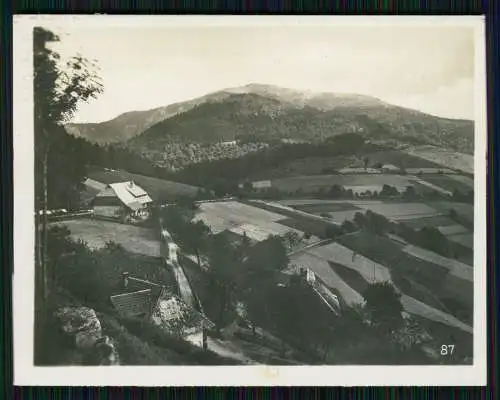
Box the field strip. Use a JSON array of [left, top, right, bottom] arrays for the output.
[[448, 174, 474, 188], [415, 179, 453, 196], [278, 199, 384, 206], [403, 245, 473, 281], [305, 242, 472, 331], [401, 295, 473, 334], [437, 224, 469, 236], [253, 200, 336, 224], [327, 210, 362, 223], [405, 168, 456, 174], [306, 242, 392, 283], [229, 221, 303, 242], [403, 147, 474, 174], [195, 201, 285, 227], [354, 202, 440, 219], [390, 213, 446, 221], [288, 252, 365, 306], [447, 233, 474, 250]]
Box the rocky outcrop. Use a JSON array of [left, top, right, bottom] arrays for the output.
[[53, 306, 120, 365], [92, 335, 120, 365]]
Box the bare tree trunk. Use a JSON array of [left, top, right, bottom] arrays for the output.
[[42, 145, 49, 301], [35, 206, 44, 303], [35, 141, 48, 364]]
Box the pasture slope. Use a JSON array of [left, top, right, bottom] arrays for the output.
[[290, 241, 473, 334], [271, 174, 417, 193], [194, 200, 322, 245], [275, 199, 474, 243], [50, 218, 161, 257], [404, 146, 474, 174], [286, 252, 365, 306], [86, 166, 200, 200], [403, 245, 473, 281]]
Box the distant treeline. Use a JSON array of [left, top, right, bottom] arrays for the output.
[[170, 134, 371, 193], [235, 182, 473, 204]]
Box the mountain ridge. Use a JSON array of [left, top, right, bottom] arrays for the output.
[[64, 84, 474, 154]]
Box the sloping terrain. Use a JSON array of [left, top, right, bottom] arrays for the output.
[[50, 218, 161, 256], [290, 241, 472, 334], [404, 146, 474, 174], [66, 84, 473, 154], [129, 87, 473, 152], [64, 91, 234, 144], [86, 166, 200, 201]]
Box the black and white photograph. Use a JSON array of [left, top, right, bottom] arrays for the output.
[[13, 15, 487, 386]]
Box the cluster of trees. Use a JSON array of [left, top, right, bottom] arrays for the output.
[[169, 134, 369, 195], [157, 203, 289, 329], [46, 226, 176, 310], [34, 25, 105, 352], [139, 141, 270, 171], [156, 202, 441, 364]]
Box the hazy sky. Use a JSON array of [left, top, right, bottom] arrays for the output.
[[49, 24, 476, 123]]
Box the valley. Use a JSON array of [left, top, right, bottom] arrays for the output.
[[45, 84, 475, 366]]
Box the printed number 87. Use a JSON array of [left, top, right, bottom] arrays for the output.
[[441, 345, 455, 355]]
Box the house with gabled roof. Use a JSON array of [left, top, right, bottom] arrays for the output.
[[92, 181, 153, 222], [109, 272, 214, 347], [110, 272, 167, 318]]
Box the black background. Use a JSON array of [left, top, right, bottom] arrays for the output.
[[1, 1, 496, 398]]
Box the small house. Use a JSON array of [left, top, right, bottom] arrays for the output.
[[251, 180, 272, 190], [110, 273, 167, 318], [110, 273, 214, 348], [92, 181, 153, 222]]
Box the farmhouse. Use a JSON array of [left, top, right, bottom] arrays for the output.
[[110, 273, 167, 318], [111, 273, 213, 347], [92, 181, 153, 222], [381, 164, 400, 172]]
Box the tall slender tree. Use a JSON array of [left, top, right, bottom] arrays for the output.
[[34, 27, 103, 304]]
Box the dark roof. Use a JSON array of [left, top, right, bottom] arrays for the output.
[[127, 277, 165, 298], [110, 289, 153, 317]]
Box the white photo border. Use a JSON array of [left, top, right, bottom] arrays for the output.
[[13, 14, 488, 386]]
